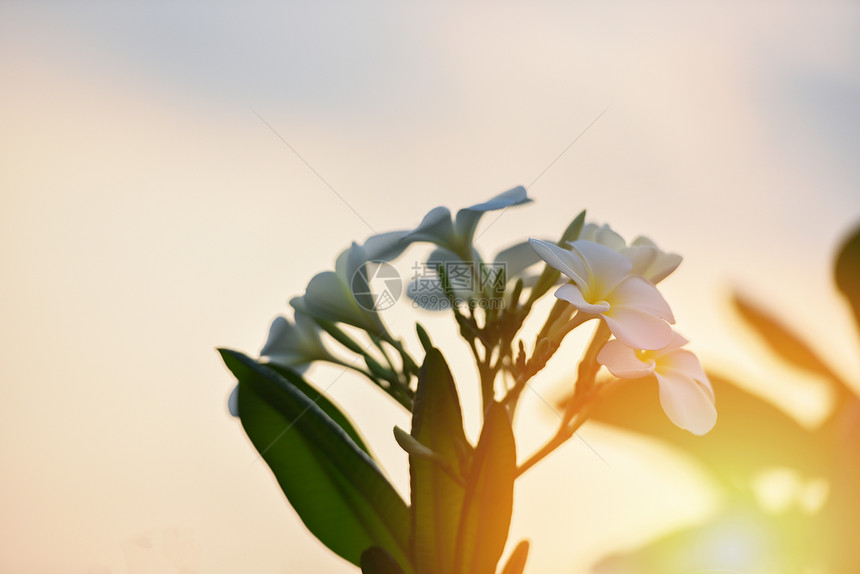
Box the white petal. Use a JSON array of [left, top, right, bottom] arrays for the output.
[[555, 283, 609, 314], [294, 311, 331, 356], [528, 238, 588, 287], [293, 310, 321, 339], [345, 242, 378, 312], [647, 252, 683, 284], [289, 295, 309, 314], [345, 242, 369, 289], [651, 330, 689, 357], [595, 224, 626, 250], [569, 240, 632, 296], [363, 230, 410, 262], [304, 271, 381, 333], [602, 305, 673, 350], [577, 223, 626, 249], [597, 340, 655, 378], [631, 236, 655, 247], [305, 271, 353, 318], [627, 237, 682, 284], [403, 206, 457, 246], [608, 275, 675, 322], [334, 249, 350, 279], [622, 245, 658, 274], [654, 369, 717, 435], [259, 316, 301, 364], [462, 185, 530, 212], [228, 384, 239, 417], [659, 350, 713, 400], [578, 223, 599, 242]]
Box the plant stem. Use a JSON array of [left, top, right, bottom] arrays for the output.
[[502, 312, 589, 409], [515, 413, 588, 477], [513, 321, 611, 477]]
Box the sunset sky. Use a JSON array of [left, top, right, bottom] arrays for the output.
[[2, 2, 860, 573]]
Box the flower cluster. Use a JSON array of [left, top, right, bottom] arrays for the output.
[[529, 223, 716, 435], [231, 189, 716, 435], [220, 187, 718, 574]]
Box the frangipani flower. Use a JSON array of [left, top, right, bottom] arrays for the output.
[[597, 331, 717, 435], [228, 312, 333, 416], [529, 238, 675, 350], [301, 242, 390, 338], [363, 186, 532, 263], [259, 313, 334, 368], [579, 222, 626, 250], [578, 222, 682, 284], [623, 237, 682, 285]]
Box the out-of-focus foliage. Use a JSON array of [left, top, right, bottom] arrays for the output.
[[590, 224, 860, 574]]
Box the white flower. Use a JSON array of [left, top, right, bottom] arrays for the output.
[[622, 237, 683, 285], [577, 222, 682, 284], [228, 312, 333, 417], [597, 332, 717, 435], [301, 242, 390, 337], [259, 313, 333, 369], [395, 186, 532, 258], [529, 238, 675, 350], [579, 222, 626, 250]]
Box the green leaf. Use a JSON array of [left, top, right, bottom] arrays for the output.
[[219, 349, 412, 571], [836, 224, 860, 331], [415, 323, 434, 353], [409, 347, 471, 574], [454, 401, 517, 574], [361, 547, 407, 574], [560, 209, 586, 244], [500, 540, 530, 574], [733, 293, 842, 383], [264, 362, 370, 454]]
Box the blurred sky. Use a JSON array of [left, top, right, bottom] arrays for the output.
[[2, 2, 860, 573]]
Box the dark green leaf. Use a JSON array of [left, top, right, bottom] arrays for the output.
[[454, 401, 516, 574], [500, 540, 530, 574], [733, 293, 842, 383], [409, 347, 471, 574], [836, 224, 860, 331], [265, 363, 370, 454], [415, 323, 433, 353], [361, 546, 406, 574], [219, 349, 412, 571], [559, 209, 586, 244]]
